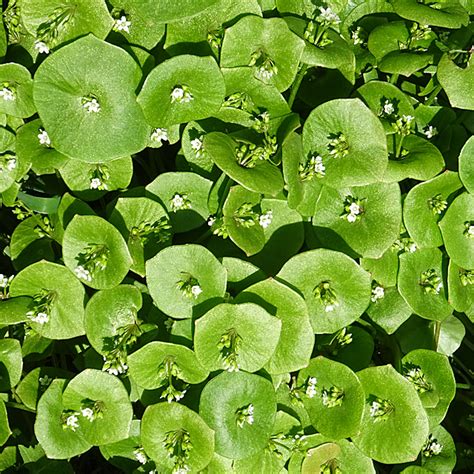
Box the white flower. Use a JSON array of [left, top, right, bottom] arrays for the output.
[[114, 15, 131, 34], [371, 285, 385, 302], [6, 158, 16, 171], [0, 87, 15, 101], [318, 6, 340, 24], [66, 414, 79, 431], [171, 194, 185, 210], [81, 407, 94, 422], [255, 67, 274, 81], [246, 403, 255, 425], [408, 242, 417, 253], [313, 155, 325, 176], [349, 202, 361, 215], [469, 225, 474, 236], [82, 97, 101, 113], [134, 448, 147, 465], [207, 216, 216, 227], [351, 26, 364, 45], [191, 285, 202, 298], [346, 213, 357, 223], [89, 178, 102, 190], [430, 441, 443, 456], [190, 137, 203, 153], [38, 129, 51, 146], [74, 265, 92, 282], [404, 115, 414, 124], [383, 100, 395, 115], [30, 312, 49, 324], [369, 401, 380, 417], [34, 41, 50, 54], [435, 281, 443, 294], [170, 86, 193, 103], [151, 128, 168, 144], [325, 303, 336, 312], [424, 125, 437, 139], [259, 210, 273, 229], [306, 377, 317, 398], [0, 274, 8, 288], [173, 466, 190, 474]]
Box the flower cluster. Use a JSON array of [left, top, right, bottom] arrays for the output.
[[313, 280, 339, 312], [151, 127, 169, 145], [157, 356, 188, 403], [170, 193, 192, 212], [321, 386, 345, 408], [0, 274, 14, 299], [190, 136, 204, 157], [0, 83, 15, 101], [82, 95, 101, 113], [235, 403, 254, 428], [0, 153, 17, 173], [26, 289, 55, 325], [394, 115, 415, 136], [371, 282, 385, 303], [133, 447, 148, 465], [171, 85, 193, 104], [403, 364, 432, 393], [249, 49, 278, 82], [207, 27, 224, 50], [422, 434, 443, 457], [340, 196, 365, 223], [368, 395, 394, 422], [38, 128, 51, 147], [327, 132, 349, 159], [74, 243, 110, 282], [299, 155, 326, 181], [305, 376, 317, 398], [35, 5, 74, 52], [163, 429, 193, 474], [427, 193, 448, 215], [463, 221, 474, 238], [459, 268, 474, 287], [89, 164, 110, 191], [130, 217, 172, 245], [218, 328, 242, 372], [392, 236, 417, 253], [113, 15, 131, 34], [222, 91, 254, 112], [176, 272, 203, 299], [419, 268, 443, 295], [61, 399, 104, 432]]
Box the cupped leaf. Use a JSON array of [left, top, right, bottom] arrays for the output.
[[139, 0, 220, 24], [194, 302, 281, 373], [199, 371, 276, 459], [235, 278, 314, 374], [353, 365, 429, 464], [146, 171, 212, 233], [221, 257, 266, 295], [141, 402, 215, 473], [204, 132, 284, 195], [0, 127, 19, 193], [0, 63, 35, 118], [420, 425, 456, 472], [459, 136, 474, 193], [404, 171, 462, 249], [61, 369, 133, 446], [398, 247, 452, 321], [35, 379, 92, 459], [298, 356, 365, 439], [393, 0, 469, 28], [146, 244, 227, 319], [439, 192, 474, 269], [401, 349, 456, 428], [138, 55, 225, 127], [62, 215, 132, 290], [0, 296, 33, 325], [84, 285, 142, 355], [33, 35, 149, 162], [448, 259, 474, 313], [128, 341, 209, 390], [313, 182, 402, 258], [108, 196, 172, 276], [220, 15, 305, 92], [0, 338, 22, 391], [302, 98, 388, 187], [0, 400, 10, 446], [9, 261, 86, 339], [277, 249, 371, 333]]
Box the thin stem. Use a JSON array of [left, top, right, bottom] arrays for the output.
[[390, 73, 399, 85], [456, 383, 472, 390], [433, 321, 441, 351], [395, 135, 405, 159], [288, 64, 309, 108], [424, 84, 442, 107]]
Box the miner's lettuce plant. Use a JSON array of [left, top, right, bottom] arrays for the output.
[[0, 0, 472, 472]]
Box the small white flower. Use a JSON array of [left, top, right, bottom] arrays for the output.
[[114, 15, 131, 34], [74, 265, 92, 282], [173, 467, 190, 474], [190, 137, 203, 153], [207, 216, 216, 227], [0, 87, 15, 101], [38, 129, 51, 146], [151, 128, 168, 144], [408, 242, 417, 253], [430, 441, 443, 456], [435, 281, 443, 294], [369, 401, 380, 417], [259, 210, 273, 229], [351, 26, 364, 45], [371, 285, 385, 303], [313, 155, 325, 176], [191, 285, 202, 298], [467, 225, 474, 236], [66, 414, 79, 431], [134, 448, 147, 465], [255, 67, 274, 81], [318, 6, 341, 24], [30, 312, 49, 324], [383, 100, 395, 115], [423, 125, 437, 139], [6, 158, 16, 171], [306, 377, 317, 398], [82, 97, 101, 113], [89, 178, 102, 190], [346, 213, 357, 223], [171, 194, 185, 210], [349, 202, 361, 215], [34, 41, 50, 54], [39, 375, 52, 387], [81, 407, 94, 422], [170, 86, 193, 103], [404, 115, 414, 124], [0, 274, 8, 288]]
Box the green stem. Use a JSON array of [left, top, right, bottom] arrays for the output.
[[395, 135, 405, 159], [288, 64, 309, 108], [433, 321, 441, 351], [424, 84, 442, 106], [390, 73, 399, 85], [456, 383, 472, 390]]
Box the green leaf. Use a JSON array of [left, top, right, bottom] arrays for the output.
[[221, 257, 266, 295], [277, 249, 371, 333], [35, 379, 92, 459], [437, 315, 465, 357], [146, 172, 212, 233], [438, 54, 474, 111], [448, 259, 474, 313], [302, 98, 388, 187], [298, 356, 365, 439], [0, 63, 35, 118], [0, 400, 10, 447], [199, 371, 277, 459], [138, 55, 225, 127], [128, 341, 209, 390], [401, 349, 456, 428], [220, 16, 305, 92], [204, 132, 284, 196], [61, 369, 133, 445], [439, 192, 474, 269], [141, 402, 215, 472], [404, 171, 462, 249], [146, 244, 227, 319], [302, 443, 342, 474], [0, 296, 33, 325], [235, 278, 314, 374], [0, 338, 22, 391], [398, 248, 452, 321], [62, 215, 132, 290], [194, 302, 281, 373], [9, 261, 86, 339], [420, 425, 456, 472], [139, 0, 221, 24], [459, 136, 474, 193], [33, 35, 149, 162], [353, 365, 429, 464]]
